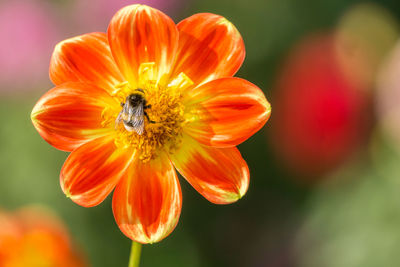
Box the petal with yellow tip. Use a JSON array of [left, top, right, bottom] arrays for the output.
[[61, 136, 134, 207], [171, 135, 249, 204], [107, 5, 178, 87], [184, 77, 271, 147], [112, 153, 182, 244], [172, 13, 245, 87], [31, 82, 116, 152], [50, 32, 123, 94]]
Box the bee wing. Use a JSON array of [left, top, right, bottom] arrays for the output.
[[129, 103, 145, 135], [115, 103, 130, 128], [115, 111, 123, 129]]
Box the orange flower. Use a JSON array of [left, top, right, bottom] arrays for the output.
[[31, 5, 271, 243], [0, 207, 86, 267]]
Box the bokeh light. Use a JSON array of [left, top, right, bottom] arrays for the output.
[[334, 3, 399, 90]]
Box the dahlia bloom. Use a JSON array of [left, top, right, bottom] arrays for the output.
[[0, 207, 86, 267], [31, 5, 270, 243]]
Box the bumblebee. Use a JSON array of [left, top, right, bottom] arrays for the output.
[[115, 88, 155, 135]]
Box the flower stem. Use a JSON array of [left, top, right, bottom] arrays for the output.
[[128, 241, 142, 267]]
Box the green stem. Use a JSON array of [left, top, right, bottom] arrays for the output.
[[128, 241, 142, 267]]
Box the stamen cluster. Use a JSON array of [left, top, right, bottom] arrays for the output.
[[102, 76, 187, 162]]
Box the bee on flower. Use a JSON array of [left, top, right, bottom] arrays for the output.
[[31, 4, 271, 244]]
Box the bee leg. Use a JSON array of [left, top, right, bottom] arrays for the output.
[[120, 102, 125, 107], [144, 111, 156, 124], [144, 104, 152, 109]]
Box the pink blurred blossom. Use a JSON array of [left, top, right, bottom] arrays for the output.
[[0, 0, 60, 91]]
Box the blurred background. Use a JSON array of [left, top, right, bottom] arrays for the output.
[[1, 0, 400, 266]]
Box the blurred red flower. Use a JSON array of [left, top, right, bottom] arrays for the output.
[[270, 34, 370, 180], [0, 207, 86, 267]]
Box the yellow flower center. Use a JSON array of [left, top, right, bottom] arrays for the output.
[[102, 62, 193, 162]]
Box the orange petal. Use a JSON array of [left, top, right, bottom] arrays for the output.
[[112, 154, 182, 244], [185, 77, 271, 147], [50, 32, 123, 93], [61, 136, 134, 207], [31, 82, 115, 152], [171, 13, 245, 86], [107, 5, 178, 86], [171, 136, 249, 204]]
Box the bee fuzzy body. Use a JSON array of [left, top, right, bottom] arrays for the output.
[[115, 89, 154, 135]]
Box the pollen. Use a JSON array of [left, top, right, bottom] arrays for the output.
[[102, 62, 193, 162]]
